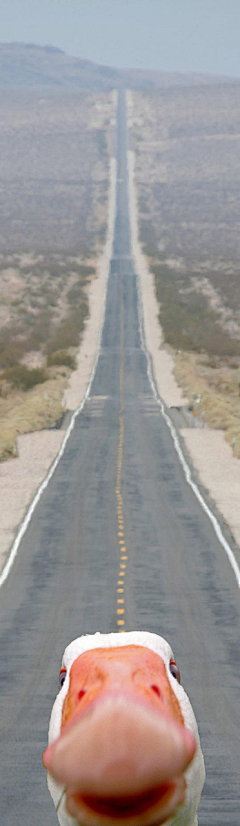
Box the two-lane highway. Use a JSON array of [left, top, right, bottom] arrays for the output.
[[0, 91, 240, 825]]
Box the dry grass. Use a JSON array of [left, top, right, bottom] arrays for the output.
[[174, 351, 240, 457], [152, 261, 240, 357], [0, 90, 115, 462], [128, 86, 240, 458], [135, 252, 240, 458], [149, 257, 240, 457], [0, 372, 68, 462], [47, 351, 76, 369], [0, 253, 96, 460], [0, 253, 95, 366]]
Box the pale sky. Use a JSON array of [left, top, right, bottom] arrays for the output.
[[1, 0, 240, 78]]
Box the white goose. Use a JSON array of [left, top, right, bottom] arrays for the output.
[[43, 631, 205, 826]]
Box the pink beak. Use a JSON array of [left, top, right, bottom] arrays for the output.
[[43, 692, 195, 824]]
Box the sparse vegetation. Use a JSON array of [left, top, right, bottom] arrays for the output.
[[129, 88, 240, 458], [152, 263, 240, 357], [0, 374, 67, 462], [47, 351, 77, 370], [145, 256, 240, 457], [2, 365, 48, 391], [44, 300, 89, 354], [174, 352, 240, 458], [0, 91, 114, 252], [67, 283, 85, 305], [95, 128, 108, 158], [0, 252, 95, 459], [0, 87, 114, 460], [0, 340, 25, 369]]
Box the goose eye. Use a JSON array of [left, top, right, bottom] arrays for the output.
[[59, 668, 67, 690], [169, 661, 180, 683]]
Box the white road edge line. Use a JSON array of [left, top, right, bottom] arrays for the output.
[[0, 156, 117, 590], [128, 151, 240, 591], [2, 114, 240, 594]]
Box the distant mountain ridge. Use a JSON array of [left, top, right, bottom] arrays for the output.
[[0, 42, 239, 91]]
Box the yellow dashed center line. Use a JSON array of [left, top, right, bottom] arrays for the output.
[[115, 280, 129, 631]]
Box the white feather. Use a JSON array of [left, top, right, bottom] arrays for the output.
[[47, 631, 205, 826]]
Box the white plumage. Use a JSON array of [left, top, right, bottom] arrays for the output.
[[44, 631, 205, 826]]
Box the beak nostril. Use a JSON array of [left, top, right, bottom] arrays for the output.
[[77, 690, 86, 702], [150, 684, 162, 698]]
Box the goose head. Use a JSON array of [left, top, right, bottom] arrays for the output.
[[43, 631, 205, 826]]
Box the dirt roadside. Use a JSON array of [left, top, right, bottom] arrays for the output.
[[128, 147, 240, 552], [0, 157, 116, 575], [1, 142, 239, 581]]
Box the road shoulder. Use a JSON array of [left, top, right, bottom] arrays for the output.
[[128, 147, 240, 552], [0, 158, 116, 576]]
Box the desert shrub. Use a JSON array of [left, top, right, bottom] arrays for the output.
[[0, 433, 18, 462], [76, 265, 95, 278], [47, 263, 62, 278], [139, 198, 149, 214], [3, 365, 48, 390], [203, 331, 240, 358], [47, 351, 76, 369], [94, 129, 108, 158], [45, 300, 89, 355], [98, 225, 106, 242], [0, 341, 25, 369], [29, 297, 43, 309], [140, 218, 158, 254], [67, 283, 85, 304], [98, 193, 107, 205], [205, 356, 219, 369], [45, 321, 78, 353], [153, 263, 240, 357], [26, 309, 53, 349]]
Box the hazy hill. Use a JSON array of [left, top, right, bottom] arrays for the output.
[[0, 42, 239, 91]]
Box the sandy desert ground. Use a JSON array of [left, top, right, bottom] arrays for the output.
[[0, 148, 239, 581], [128, 149, 240, 556], [0, 156, 116, 574]]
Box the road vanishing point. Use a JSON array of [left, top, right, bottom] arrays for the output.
[[0, 92, 239, 826]]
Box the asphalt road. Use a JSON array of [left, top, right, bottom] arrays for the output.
[[0, 91, 240, 826]]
